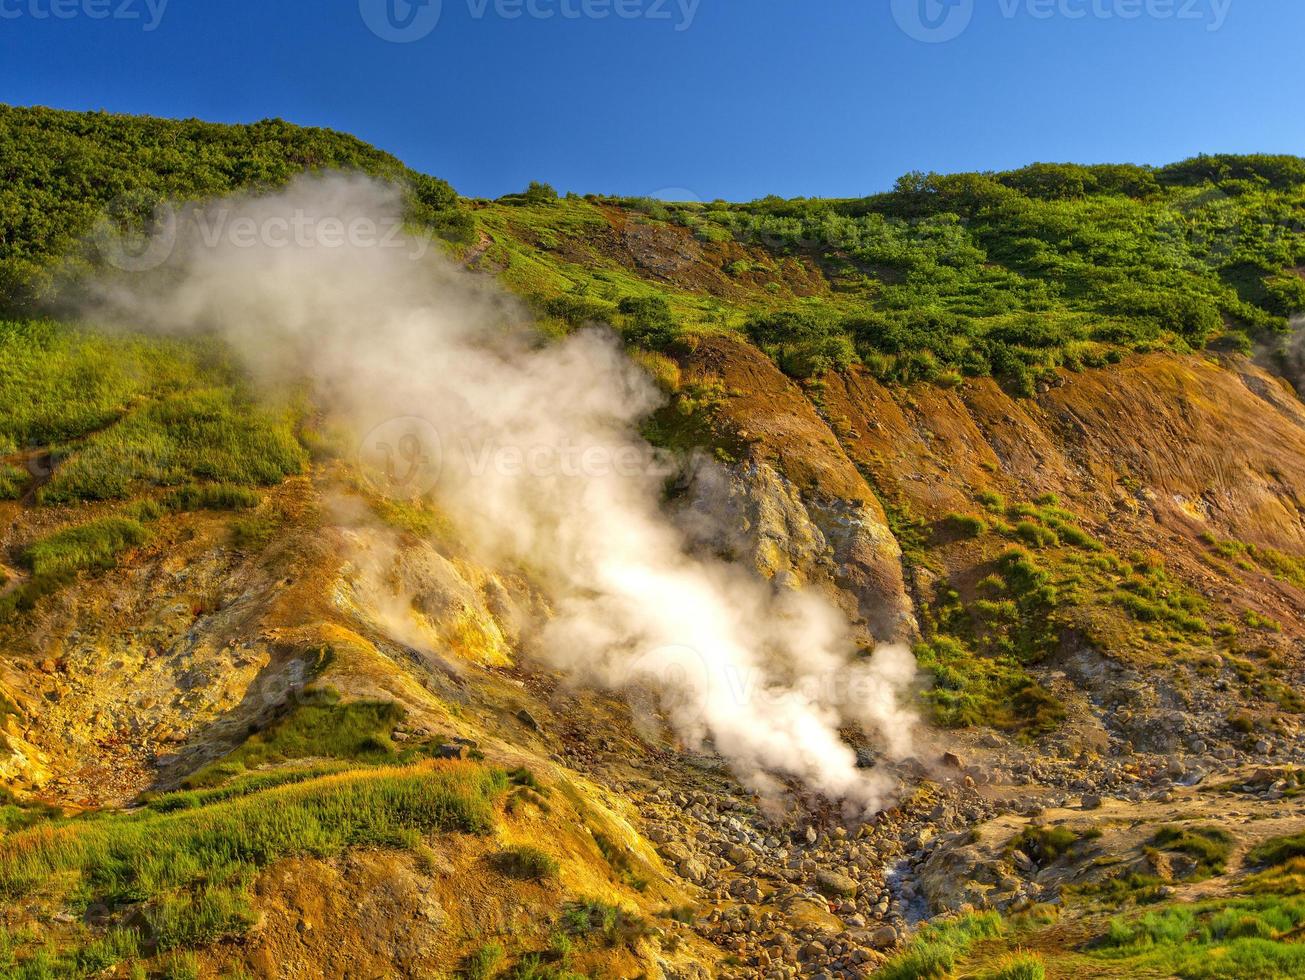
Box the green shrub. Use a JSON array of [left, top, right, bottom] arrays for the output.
[[618, 295, 679, 350]]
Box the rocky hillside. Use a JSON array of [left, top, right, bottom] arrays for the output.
[[0, 105, 1304, 978]]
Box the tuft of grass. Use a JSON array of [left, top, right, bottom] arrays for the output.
[[877, 912, 1004, 980], [981, 952, 1046, 980], [945, 512, 988, 538], [1149, 825, 1235, 880], [562, 899, 649, 948], [1249, 832, 1305, 869], [462, 943, 505, 980], [1009, 824, 1101, 864], [494, 844, 559, 881]]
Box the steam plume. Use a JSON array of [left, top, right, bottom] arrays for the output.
[[80, 175, 918, 810]]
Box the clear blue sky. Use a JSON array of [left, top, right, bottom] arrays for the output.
[[1, 0, 1302, 201]]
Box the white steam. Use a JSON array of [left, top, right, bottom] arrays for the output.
[[81, 175, 918, 810]]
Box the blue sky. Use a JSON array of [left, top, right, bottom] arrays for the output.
[[1, 0, 1301, 201]]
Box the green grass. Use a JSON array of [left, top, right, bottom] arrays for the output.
[[181, 687, 403, 789], [1149, 825, 1236, 880], [38, 387, 305, 504], [139, 763, 354, 812], [0, 764, 506, 973], [1008, 824, 1101, 864], [161, 483, 261, 512], [561, 899, 648, 948], [944, 512, 988, 538], [21, 517, 150, 579], [1249, 832, 1305, 869], [877, 912, 1004, 980], [2, 515, 153, 619], [0, 462, 25, 500], [494, 844, 559, 881], [0, 788, 60, 835], [1094, 896, 1305, 978], [462, 943, 505, 980], [980, 953, 1046, 980]]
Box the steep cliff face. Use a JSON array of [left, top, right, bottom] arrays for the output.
[[673, 335, 917, 646]]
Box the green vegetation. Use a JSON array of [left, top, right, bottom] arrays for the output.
[[1148, 825, 1235, 880], [1201, 532, 1305, 590], [915, 494, 1217, 734], [182, 687, 403, 789], [944, 512, 987, 538], [161, 483, 261, 512], [463, 943, 506, 980], [1095, 897, 1305, 977], [902, 832, 1305, 979], [140, 764, 353, 813], [21, 516, 150, 579], [2, 515, 153, 619], [980, 953, 1046, 980], [877, 912, 1004, 980], [0, 318, 304, 514], [0, 104, 471, 310], [1008, 824, 1101, 864], [1249, 832, 1305, 869], [38, 387, 305, 504], [0, 764, 506, 974], [494, 844, 560, 881], [598, 156, 1305, 393], [0, 462, 25, 500], [561, 899, 648, 947], [0, 788, 59, 835]]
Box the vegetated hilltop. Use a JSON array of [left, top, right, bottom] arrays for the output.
[[0, 103, 1304, 978]]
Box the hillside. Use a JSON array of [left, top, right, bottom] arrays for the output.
[[0, 104, 1304, 979]]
